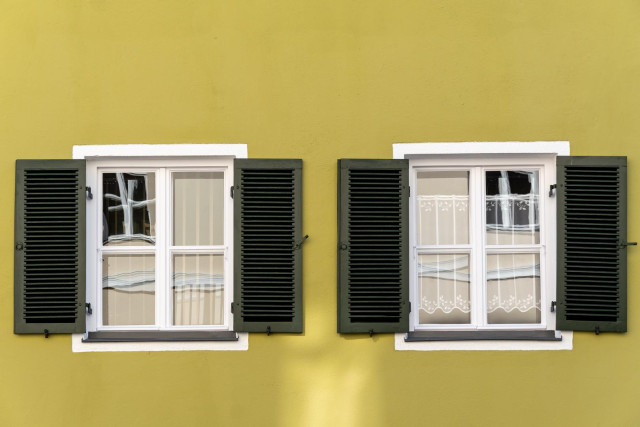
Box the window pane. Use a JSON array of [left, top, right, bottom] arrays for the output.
[[416, 171, 469, 245], [486, 253, 540, 324], [486, 170, 539, 245], [103, 172, 156, 246], [102, 254, 155, 326], [418, 253, 470, 324], [173, 254, 224, 326], [173, 172, 224, 246]]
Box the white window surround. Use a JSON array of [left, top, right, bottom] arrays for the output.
[[72, 144, 249, 352], [393, 142, 573, 351]]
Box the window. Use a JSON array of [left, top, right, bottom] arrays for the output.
[[14, 145, 305, 352], [338, 142, 629, 350], [410, 156, 553, 332], [90, 160, 232, 332]]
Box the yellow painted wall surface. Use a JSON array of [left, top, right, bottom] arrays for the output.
[[1, 1, 640, 426]]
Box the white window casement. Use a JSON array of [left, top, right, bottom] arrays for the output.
[[394, 142, 573, 350], [72, 144, 249, 352]]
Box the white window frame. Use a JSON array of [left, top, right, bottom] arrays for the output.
[[393, 142, 573, 351], [71, 144, 249, 352]]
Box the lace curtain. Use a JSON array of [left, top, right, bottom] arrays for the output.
[[418, 170, 541, 324]]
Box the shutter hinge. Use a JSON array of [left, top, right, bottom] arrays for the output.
[[408, 301, 412, 313], [44, 329, 49, 338], [548, 184, 557, 197], [294, 235, 309, 250], [267, 326, 271, 336], [230, 302, 234, 314], [550, 301, 556, 312], [408, 186, 411, 197], [369, 329, 374, 338], [230, 186, 234, 199], [595, 326, 600, 335], [86, 186, 93, 200], [86, 302, 92, 315]]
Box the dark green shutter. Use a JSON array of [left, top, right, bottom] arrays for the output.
[[337, 159, 409, 334], [233, 159, 303, 333], [15, 160, 86, 334], [556, 156, 627, 332]]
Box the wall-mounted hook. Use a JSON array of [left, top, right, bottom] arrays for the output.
[[294, 235, 309, 250]]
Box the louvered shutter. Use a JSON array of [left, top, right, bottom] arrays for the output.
[[556, 156, 627, 332], [233, 159, 303, 333], [15, 160, 86, 334], [337, 159, 409, 334]]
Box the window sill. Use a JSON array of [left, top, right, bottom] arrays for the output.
[[395, 331, 573, 351], [72, 332, 249, 352], [405, 330, 561, 342], [83, 331, 239, 343]]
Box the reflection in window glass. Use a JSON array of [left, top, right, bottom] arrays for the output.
[[173, 254, 224, 326], [486, 170, 539, 245], [173, 172, 224, 246], [416, 171, 469, 245], [103, 172, 156, 246], [418, 254, 470, 324], [486, 253, 540, 324], [102, 254, 155, 326]]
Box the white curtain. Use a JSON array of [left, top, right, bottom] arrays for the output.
[[417, 170, 541, 324]]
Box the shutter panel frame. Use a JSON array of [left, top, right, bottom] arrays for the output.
[[233, 159, 303, 333], [338, 159, 410, 334], [556, 156, 627, 332], [15, 159, 86, 334]]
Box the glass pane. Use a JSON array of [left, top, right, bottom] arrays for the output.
[[486, 253, 540, 324], [416, 171, 469, 245], [418, 253, 470, 324], [173, 172, 224, 246], [102, 254, 155, 326], [103, 172, 156, 246], [485, 170, 539, 245], [173, 254, 224, 326]]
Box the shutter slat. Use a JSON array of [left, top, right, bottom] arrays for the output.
[[556, 156, 627, 332], [15, 160, 86, 334], [338, 159, 409, 333], [233, 159, 303, 333]]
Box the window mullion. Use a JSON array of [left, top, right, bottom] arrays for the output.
[[475, 166, 486, 328], [155, 168, 167, 329]]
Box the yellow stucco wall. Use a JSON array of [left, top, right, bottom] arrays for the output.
[[1, 1, 639, 426]]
